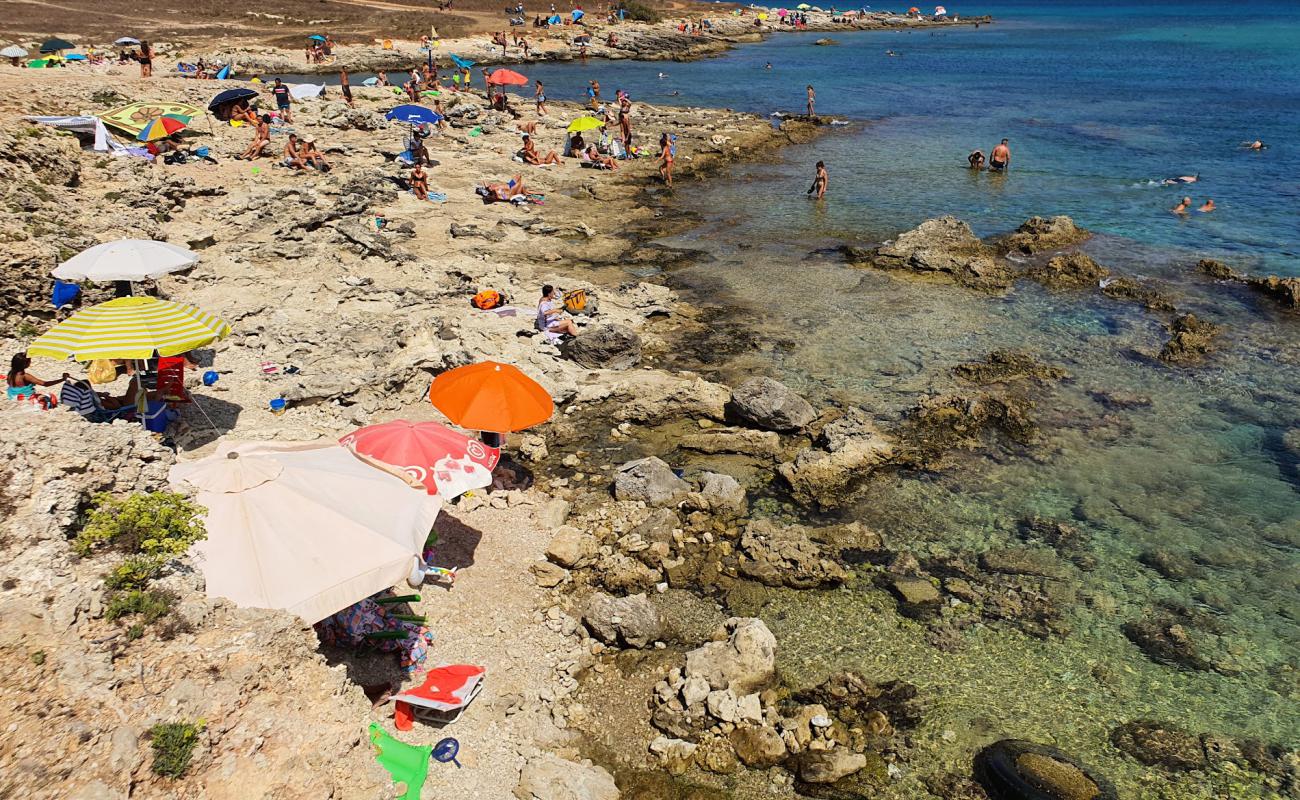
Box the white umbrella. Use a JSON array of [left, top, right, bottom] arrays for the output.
[[289, 83, 326, 100], [114, 37, 141, 46], [169, 441, 443, 624], [1, 45, 29, 59], [52, 239, 198, 282]]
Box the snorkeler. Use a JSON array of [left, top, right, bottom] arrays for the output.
[[1161, 174, 1199, 185]]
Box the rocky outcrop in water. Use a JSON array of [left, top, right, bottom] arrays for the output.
[[995, 215, 1091, 255], [778, 408, 895, 509], [1198, 258, 1300, 310], [1110, 718, 1299, 790], [1025, 252, 1111, 288], [729, 376, 817, 433], [1121, 605, 1239, 675], [1159, 313, 1221, 363], [895, 392, 1038, 469], [845, 216, 1013, 291], [737, 520, 849, 589], [612, 457, 692, 506], [953, 349, 1069, 385], [974, 739, 1117, 800]]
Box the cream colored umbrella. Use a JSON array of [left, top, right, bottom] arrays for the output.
[[169, 440, 442, 624]]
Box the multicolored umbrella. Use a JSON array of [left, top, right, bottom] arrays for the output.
[[567, 116, 604, 133], [486, 68, 528, 86], [428, 361, 553, 433], [28, 296, 230, 361], [100, 101, 203, 136], [136, 114, 190, 142], [340, 419, 498, 499]]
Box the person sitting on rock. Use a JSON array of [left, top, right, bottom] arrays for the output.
[[536, 284, 580, 337], [301, 138, 331, 171], [520, 133, 562, 166], [237, 114, 271, 160], [411, 163, 429, 200], [6, 354, 68, 405], [282, 133, 306, 170], [584, 144, 618, 170]]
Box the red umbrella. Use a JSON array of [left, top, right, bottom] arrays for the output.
[[486, 68, 529, 86], [340, 419, 499, 499]]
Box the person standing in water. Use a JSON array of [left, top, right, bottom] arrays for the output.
[[808, 160, 828, 198], [806, 84, 816, 118], [990, 138, 1011, 171], [1171, 196, 1192, 214]]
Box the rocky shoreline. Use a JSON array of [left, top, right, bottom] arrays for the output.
[[1, 45, 1296, 800]]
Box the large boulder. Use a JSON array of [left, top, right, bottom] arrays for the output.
[[583, 592, 663, 648], [680, 427, 783, 459], [612, 457, 691, 506], [560, 325, 643, 370], [684, 618, 777, 695], [996, 215, 1090, 254], [778, 409, 894, 509], [796, 749, 869, 784], [849, 216, 1012, 290], [729, 377, 816, 433], [688, 471, 748, 516], [974, 740, 1117, 800], [737, 520, 848, 589], [515, 754, 620, 800]]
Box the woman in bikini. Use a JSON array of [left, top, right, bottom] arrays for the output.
[[6, 354, 68, 404]]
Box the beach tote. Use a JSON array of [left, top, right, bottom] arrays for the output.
[[563, 289, 589, 314], [87, 359, 118, 385]]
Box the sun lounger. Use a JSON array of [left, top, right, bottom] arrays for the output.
[[579, 154, 613, 170], [393, 664, 486, 730]]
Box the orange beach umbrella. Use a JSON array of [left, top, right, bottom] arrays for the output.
[[428, 361, 553, 433], [486, 68, 528, 86]]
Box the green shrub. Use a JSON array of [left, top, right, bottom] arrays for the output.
[[30, 650, 46, 666], [74, 492, 207, 558], [17, 322, 38, 338], [105, 588, 176, 625], [105, 555, 166, 591], [150, 721, 203, 778], [620, 1, 660, 22]]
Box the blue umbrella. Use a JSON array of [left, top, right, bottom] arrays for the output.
[[385, 105, 443, 125], [308, 34, 326, 41], [571, 8, 584, 19], [449, 54, 475, 69], [548, 14, 562, 24], [40, 37, 75, 53], [208, 87, 259, 112]]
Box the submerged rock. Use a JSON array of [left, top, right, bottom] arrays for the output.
[[778, 408, 894, 509], [850, 216, 1013, 290], [953, 349, 1068, 385], [996, 215, 1091, 255], [1098, 275, 1177, 312], [897, 392, 1038, 468], [680, 427, 783, 459], [684, 618, 777, 695], [1122, 616, 1221, 673], [729, 376, 817, 433], [1158, 313, 1221, 364], [1198, 258, 1300, 309], [886, 575, 943, 618], [973, 739, 1117, 800], [560, 324, 643, 370], [1110, 720, 1207, 771], [1025, 252, 1110, 288]]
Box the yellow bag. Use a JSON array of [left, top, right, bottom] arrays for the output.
[[563, 289, 588, 315], [87, 359, 118, 385]]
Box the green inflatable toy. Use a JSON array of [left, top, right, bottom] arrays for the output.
[[368, 722, 432, 800]]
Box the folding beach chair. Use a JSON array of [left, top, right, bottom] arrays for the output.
[[393, 664, 486, 730], [59, 380, 135, 424]]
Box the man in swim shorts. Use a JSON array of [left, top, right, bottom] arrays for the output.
[[990, 138, 1011, 171], [272, 78, 293, 123]]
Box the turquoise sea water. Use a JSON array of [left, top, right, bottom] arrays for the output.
[[525, 4, 1300, 794], [523, 0, 1299, 275]]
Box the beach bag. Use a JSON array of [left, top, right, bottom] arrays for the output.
[[472, 290, 505, 310], [563, 289, 596, 316], [87, 359, 118, 385]]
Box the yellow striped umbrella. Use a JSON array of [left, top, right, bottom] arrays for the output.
[[28, 296, 231, 361]]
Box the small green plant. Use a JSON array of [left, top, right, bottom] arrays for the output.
[[17, 322, 38, 338], [74, 491, 207, 558], [150, 721, 203, 778], [126, 623, 145, 641], [619, 1, 660, 22], [105, 588, 176, 625], [30, 650, 46, 666], [105, 555, 165, 591]]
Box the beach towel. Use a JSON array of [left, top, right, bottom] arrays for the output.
[[393, 664, 486, 729]]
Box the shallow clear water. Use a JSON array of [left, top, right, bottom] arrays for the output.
[[530, 1, 1300, 792]]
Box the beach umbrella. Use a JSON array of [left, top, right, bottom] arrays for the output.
[[428, 361, 553, 433], [777, 9, 788, 16], [1, 45, 30, 59], [169, 441, 443, 624], [571, 8, 585, 20], [27, 296, 230, 361], [567, 116, 604, 133], [385, 104, 442, 125], [308, 34, 327, 41], [207, 87, 259, 113], [796, 3, 811, 9], [340, 420, 499, 499], [934, 5, 946, 14], [135, 114, 189, 142], [486, 68, 528, 86], [114, 36, 140, 45], [40, 37, 75, 54], [52, 239, 198, 283], [449, 53, 475, 69]]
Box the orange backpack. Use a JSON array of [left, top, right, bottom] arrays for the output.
[[472, 290, 504, 310]]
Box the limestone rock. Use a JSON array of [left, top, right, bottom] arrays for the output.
[[887, 576, 942, 617], [515, 754, 620, 800], [560, 325, 642, 370], [778, 409, 894, 509], [737, 520, 848, 589], [730, 725, 788, 768], [613, 457, 691, 506], [952, 349, 1067, 385], [679, 427, 783, 459], [997, 215, 1090, 254], [648, 736, 698, 775], [974, 740, 1117, 800], [546, 525, 597, 568], [1027, 252, 1110, 288], [684, 618, 777, 695], [583, 592, 663, 648], [689, 471, 748, 516], [729, 377, 816, 433], [1159, 313, 1221, 364], [796, 749, 868, 783], [851, 216, 1013, 290]]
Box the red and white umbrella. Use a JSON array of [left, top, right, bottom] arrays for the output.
[[934, 5, 947, 15], [340, 419, 498, 500]]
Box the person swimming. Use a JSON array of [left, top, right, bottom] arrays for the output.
[[1247, 140, 1266, 150], [1198, 198, 1215, 213], [1161, 174, 1198, 185], [1171, 196, 1192, 214], [764, 62, 773, 70]]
